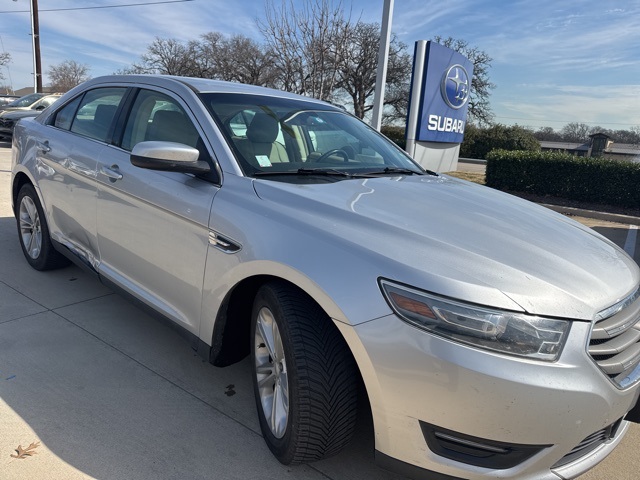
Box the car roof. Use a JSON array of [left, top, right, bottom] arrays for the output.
[[79, 75, 332, 107]]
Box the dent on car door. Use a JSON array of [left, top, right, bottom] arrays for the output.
[[35, 87, 127, 268], [96, 88, 219, 334]]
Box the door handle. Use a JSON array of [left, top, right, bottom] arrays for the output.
[[37, 140, 51, 154], [100, 164, 123, 181]]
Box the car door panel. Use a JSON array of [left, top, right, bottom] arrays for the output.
[[96, 146, 218, 333], [31, 123, 102, 267], [94, 87, 220, 333], [31, 87, 129, 268]]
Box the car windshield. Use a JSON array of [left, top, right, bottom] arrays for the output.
[[201, 93, 424, 180], [6, 93, 43, 108]]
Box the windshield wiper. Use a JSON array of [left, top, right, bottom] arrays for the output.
[[364, 167, 431, 176], [253, 167, 436, 178], [254, 168, 367, 178]]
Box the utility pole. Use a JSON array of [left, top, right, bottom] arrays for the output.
[[31, 0, 42, 92]]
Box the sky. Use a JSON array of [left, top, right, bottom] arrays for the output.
[[1, 0, 639, 131]]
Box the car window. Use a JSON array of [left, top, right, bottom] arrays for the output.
[[54, 97, 82, 130], [202, 93, 421, 177], [121, 89, 201, 152], [7, 93, 43, 108], [31, 95, 59, 110], [67, 88, 127, 142]]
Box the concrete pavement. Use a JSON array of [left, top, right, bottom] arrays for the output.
[[1, 142, 639, 479], [0, 142, 405, 480]]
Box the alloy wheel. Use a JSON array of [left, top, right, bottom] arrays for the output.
[[19, 195, 42, 259], [254, 306, 289, 439]]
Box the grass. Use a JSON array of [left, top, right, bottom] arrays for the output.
[[443, 171, 486, 185]]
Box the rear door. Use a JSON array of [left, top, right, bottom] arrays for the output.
[[34, 87, 127, 267], [95, 87, 220, 334]]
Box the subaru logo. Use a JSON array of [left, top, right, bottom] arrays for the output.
[[441, 64, 470, 109]]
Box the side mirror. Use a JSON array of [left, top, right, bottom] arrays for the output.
[[130, 141, 211, 174], [35, 105, 46, 110]]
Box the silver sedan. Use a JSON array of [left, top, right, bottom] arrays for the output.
[[10, 75, 640, 480]]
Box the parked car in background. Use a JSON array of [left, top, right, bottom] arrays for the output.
[[0, 94, 61, 139], [0, 92, 47, 113], [0, 94, 20, 106], [10, 75, 640, 480]]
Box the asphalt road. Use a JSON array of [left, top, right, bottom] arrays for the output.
[[1, 142, 639, 480]]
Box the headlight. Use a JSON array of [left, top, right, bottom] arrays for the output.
[[379, 279, 571, 361]]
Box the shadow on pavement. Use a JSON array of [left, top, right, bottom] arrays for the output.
[[0, 211, 399, 480]]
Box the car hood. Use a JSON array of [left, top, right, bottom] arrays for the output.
[[3, 110, 40, 120], [0, 106, 28, 114], [253, 174, 639, 320]]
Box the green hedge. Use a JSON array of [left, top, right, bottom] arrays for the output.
[[486, 150, 640, 208], [380, 125, 406, 149]]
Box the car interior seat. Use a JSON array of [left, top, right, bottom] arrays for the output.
[[146, 109, 199, 147], [235, 113, 288, 167]]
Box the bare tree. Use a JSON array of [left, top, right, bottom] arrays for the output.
[[608, 128, 640, 144], [382, 37, 495, 126], [433, 36, 495, 126], [335, 22, 411, 120], [533, 126, 562, 142], [0, 52, 11, 84], [200, 33, 275, 86], [258, 0, 351, 101], [132, 37, 201, 76], [114, 64, 152, 75], [561, 122, 591, 143], [123, 33, 274, 86], [48, 60, 90, 92]]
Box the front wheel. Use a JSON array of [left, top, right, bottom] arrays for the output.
[[16, 184, 70, 271], [251, 282, 358, 464]]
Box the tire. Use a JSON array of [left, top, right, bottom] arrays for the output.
[[251, 281, 358, 464], [16, 184, 70, 271]]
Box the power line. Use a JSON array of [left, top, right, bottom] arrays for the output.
[[0, 0, 194, 14]]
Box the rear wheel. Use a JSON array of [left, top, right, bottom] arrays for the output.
[[16, 184, 70, 271], [251, 281, 358, 464]]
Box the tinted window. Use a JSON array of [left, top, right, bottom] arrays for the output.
[[69, 88, 127, 142], [121, 89, 200, 151], [54, 97, 82, 130]]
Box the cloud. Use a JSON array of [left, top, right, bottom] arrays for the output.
[[494, 84, 640, 128], [3, 0, 265, 87]]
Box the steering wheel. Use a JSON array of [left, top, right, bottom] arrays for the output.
[[311, 148, 349, 163]]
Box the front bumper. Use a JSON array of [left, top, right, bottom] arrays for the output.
[[338, 314, 640, 480], [0, 118, 14, 137]]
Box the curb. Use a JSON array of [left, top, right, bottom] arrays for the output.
[[542, 204, 640, 226], [458, 157, 487, 165]]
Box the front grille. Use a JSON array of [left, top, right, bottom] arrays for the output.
[[552, 419, 622, 468], [588, 287, 640, 388]]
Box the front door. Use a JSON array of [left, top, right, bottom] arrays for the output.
[[95, 88, 219, 333]]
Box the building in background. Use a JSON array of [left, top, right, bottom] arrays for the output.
[[540, 133, 640, 161]]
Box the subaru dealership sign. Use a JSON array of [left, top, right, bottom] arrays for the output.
[[414, 41, 474, 144]]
